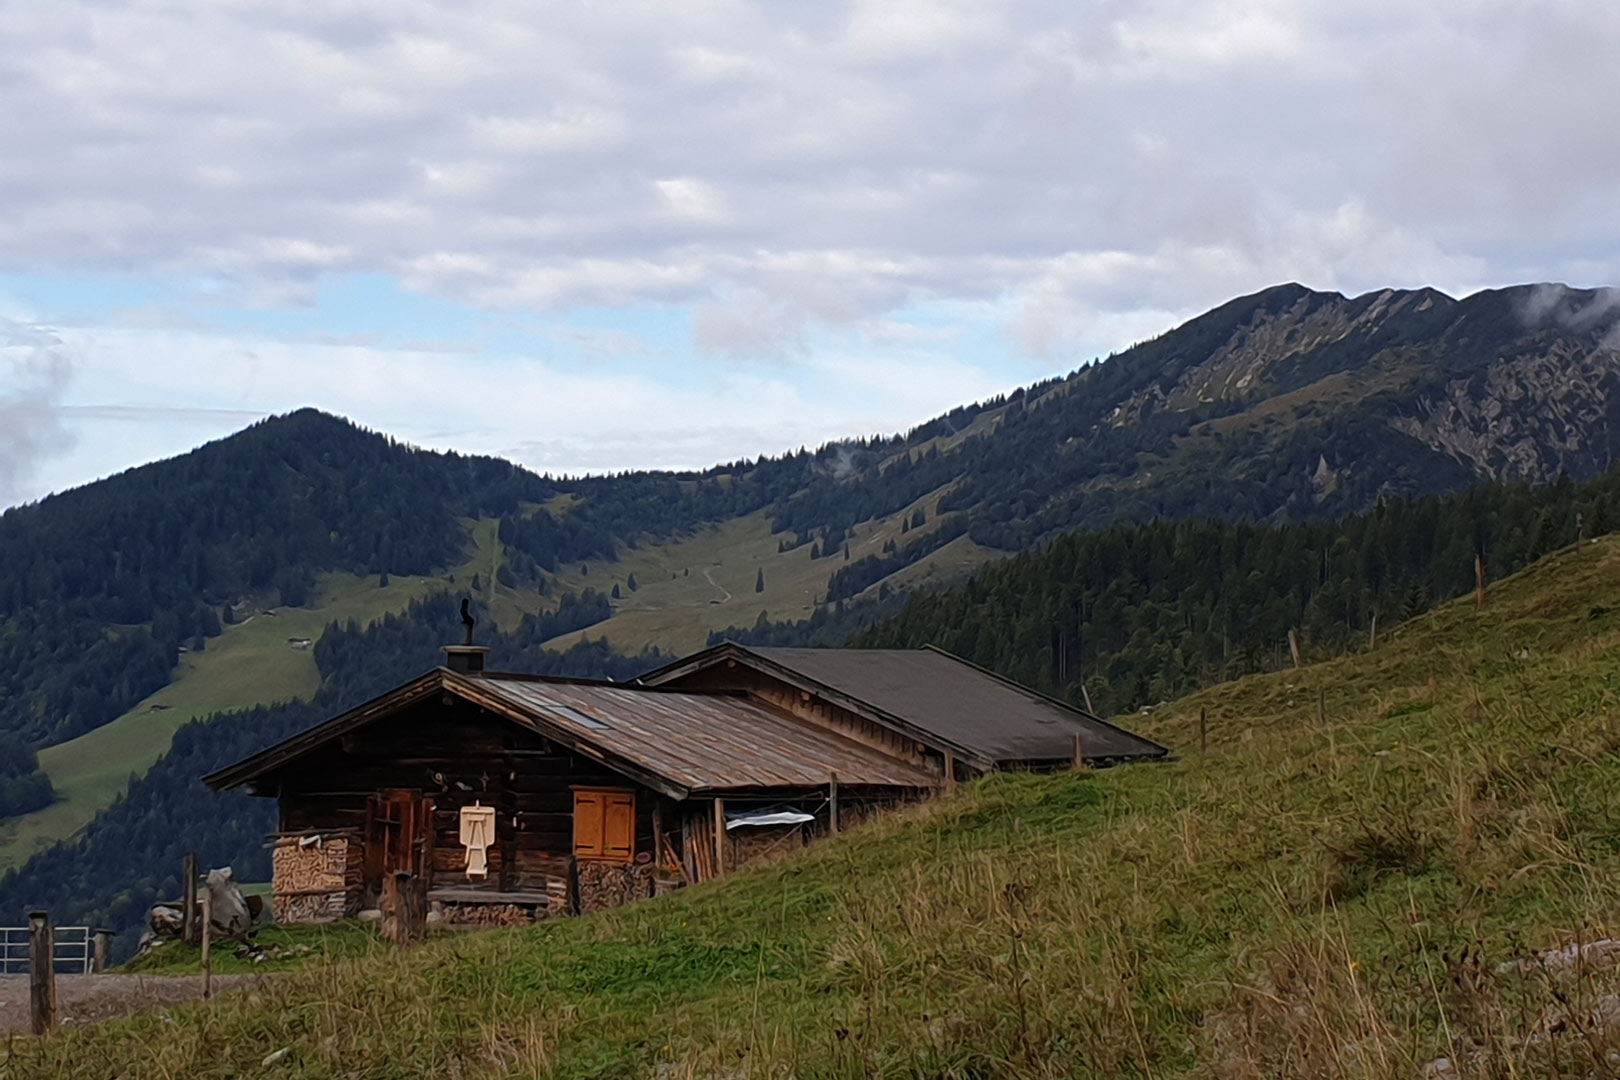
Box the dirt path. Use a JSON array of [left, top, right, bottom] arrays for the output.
[[0, 973, 269, 1033], [702, 568, 732, 603]]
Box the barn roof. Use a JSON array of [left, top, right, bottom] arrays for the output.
[[204, 668, 937, 799], [638, 643, 1168, 768]]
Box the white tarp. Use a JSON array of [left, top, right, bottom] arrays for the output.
[[724, 809, 816, 830]]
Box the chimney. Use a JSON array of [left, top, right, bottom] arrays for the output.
[[442, 645, 489, 676], [444, 595, 486, 674]]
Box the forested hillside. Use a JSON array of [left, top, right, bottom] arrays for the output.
[[724, 467, 1614, 719], [0, 411, 549, 748]]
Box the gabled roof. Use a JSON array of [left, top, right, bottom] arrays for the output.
[[204, 668, 937, 799], [638, 644, 1168, 768]]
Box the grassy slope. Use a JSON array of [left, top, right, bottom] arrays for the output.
[[543, 492, 995, 655], [13, 537, 1620, 1077], [0, 521, 508, 874]]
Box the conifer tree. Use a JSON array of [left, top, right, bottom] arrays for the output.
[[755, 568, 765, 593]]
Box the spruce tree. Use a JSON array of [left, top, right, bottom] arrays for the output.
[[755, 568, 765, 593]]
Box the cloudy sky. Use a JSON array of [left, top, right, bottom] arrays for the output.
[[3, 1, 1619, 506]]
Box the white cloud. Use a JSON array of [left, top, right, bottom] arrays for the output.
[[5, 0, 1620, 500], [1, 0, 1616, 364], [0, 320, 75, 506]]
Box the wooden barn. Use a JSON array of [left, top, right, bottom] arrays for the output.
[[205, 642, 1165, 926], [639, 643, 1168, 780], [204, 646, 937, 925]]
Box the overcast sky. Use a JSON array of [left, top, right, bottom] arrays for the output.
[[3, 1, 1620, 507]]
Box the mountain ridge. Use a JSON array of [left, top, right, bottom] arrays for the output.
[[9, 279, 1620, 751]]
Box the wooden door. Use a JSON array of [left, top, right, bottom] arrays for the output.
[[364, 789, 433, 902]]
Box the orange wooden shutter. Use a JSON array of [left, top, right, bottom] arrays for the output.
[[574, 792, 604, 857], [603, 793, 635, 861]]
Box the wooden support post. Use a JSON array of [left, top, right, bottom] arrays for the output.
[[652, 802, 665, 866], [942, 752, 956, 793], [828, 774, 839, 836], [381, 872, 424, 947], [1287, 628, 1302, 669], [1072, 732, 1086, 770], [381, 872, 400, 942], [1199, 706, 1208, 757], [712, 798, 727, 877], [92, 929, 112, 974], [200, 889, 213, 1000], [29, 910, 54, 1035], [181, 852, 198, 946]]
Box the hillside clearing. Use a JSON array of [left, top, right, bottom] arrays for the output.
[[11, 537, 1620, 1076], [543, 496, 991, 655]]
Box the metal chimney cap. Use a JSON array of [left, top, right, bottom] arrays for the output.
[[442, 645, 490, 675]]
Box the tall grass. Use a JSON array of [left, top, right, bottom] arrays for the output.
[[12, 538, 1620, 1078]]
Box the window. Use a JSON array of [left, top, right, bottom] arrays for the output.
[[574, 789, 635, 862]]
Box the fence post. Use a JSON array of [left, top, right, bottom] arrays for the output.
[[29, 910, 54, 1035], [1199, 706, 1208, 757], [1072, 732, 1086, 770], [201, 889, 213, 999], [92, 929, 112, 974], [182, 851, 199, 946]]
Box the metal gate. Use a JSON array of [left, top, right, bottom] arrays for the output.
[[0, 925, 94, 975]]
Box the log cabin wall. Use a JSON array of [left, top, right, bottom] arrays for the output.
[[268, 696, 673, 919], [662, 667, 929, 766]]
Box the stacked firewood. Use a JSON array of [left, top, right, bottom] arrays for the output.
[[577, 861, 654, 914], [438, 903, 539, 928]]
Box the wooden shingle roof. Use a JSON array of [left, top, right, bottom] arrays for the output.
[[204, 668, 936, 799], [639, 643, 1169, 768]]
